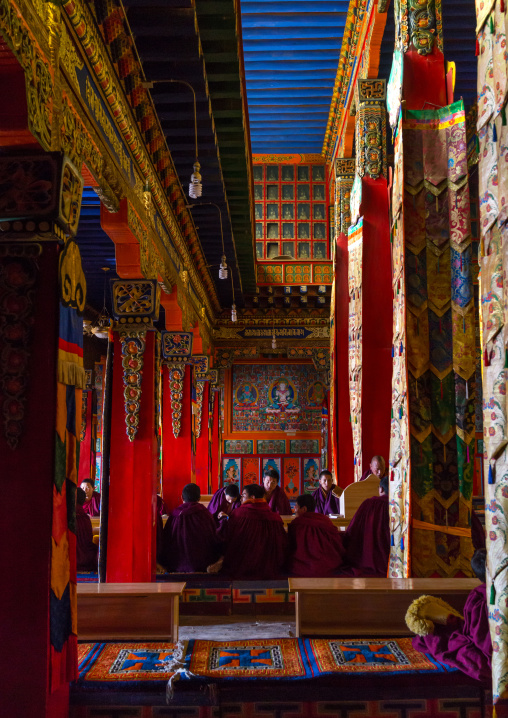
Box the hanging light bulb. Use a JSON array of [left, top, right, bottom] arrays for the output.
[[189, 161, 202, 199], [231, 303, 237, 322], [219, 254, 228, 279]]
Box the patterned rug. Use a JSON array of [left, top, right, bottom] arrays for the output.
[[75, 638, 457, 688]]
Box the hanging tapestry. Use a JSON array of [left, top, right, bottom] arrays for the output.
[[394, 102, 475, 578], [242, 457, 261, 486], [51, 238, 86, 691], [348, 219, 363, 481], [302, 457, 320, 494], [232, 364, 323, 433], [389, 116, 411, 578], [262, 457, 282, 479], [283, 457, 301, 502]]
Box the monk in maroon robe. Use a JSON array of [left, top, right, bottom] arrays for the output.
[[76, 487, 98, 571], [161, 483, 220, 573], [263, 469, 292, 514], [312, 470, 341, 514], [360, 455, 386, 482], [412, 550, 492, 683], [341, 475, 390, 577], [218, 483, 288, 579], [288, 494, 345, 577], [208, 484, 241, 525], [80, 479, 101, 517]]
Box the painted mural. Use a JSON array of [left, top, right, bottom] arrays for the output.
[[232, 364, 324, 432], [303, 457, 320, 493], [222, 458, 241, 486]]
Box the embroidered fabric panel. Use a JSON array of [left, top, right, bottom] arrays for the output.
[[348, 219, 363, 481], [393, 102, 475, 578], [476, 0, 508, 701]]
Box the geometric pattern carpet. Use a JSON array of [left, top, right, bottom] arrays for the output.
[[75, 637, 458, 687]]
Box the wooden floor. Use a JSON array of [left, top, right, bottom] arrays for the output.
[[179, 614, 296, 640]]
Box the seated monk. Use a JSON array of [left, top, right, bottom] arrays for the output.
[[341, 475, 390, 577], [287, 494, 345, 577], [80, 478, 101, 517], [76, 487, 98, 572], [360, 455, 386, 482], [217, 483, 288, 579], [263, 468, 292, 515], [312, 469, 341, 514], [207, 484, 241, 525], [157, 494, 168, 517], [409, 549, 492, 683], [161, 483, 220, 573]]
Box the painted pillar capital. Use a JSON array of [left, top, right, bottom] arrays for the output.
[[355, 79, 387, 181], [335, 158, 356, 236]]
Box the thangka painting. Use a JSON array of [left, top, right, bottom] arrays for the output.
[[302, 458, 320, 493], [222, 458, 241, 487], [257, 439, 286, 454], [262, 457, 281, 479], [283, 458, 301, 502], [242, 457, 261, 486], [232, 363, 324, 432], [224, 439, 253, 454], [290, 439, 320, 454]]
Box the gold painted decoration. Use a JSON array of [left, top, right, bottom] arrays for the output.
[[348, 218, 363, 481], [335, 158, 355, 236], [59, 237, 86, 315], [119, 329, 147, 441], [168, 363, 185, 438], [59, 158, 84, 236], [356, 79, 387, 180], [112, 279, 160, 321]]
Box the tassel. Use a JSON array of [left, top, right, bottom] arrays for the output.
[[391, 534, 395, 546], [490, 15, 495, 33], [505, 348, 508, 368], [476, 37, 480, 55], [440, 380, 443, 399], [391, 469, 395, 481], [493, 123, 498, 142], [391, 407, 394, 419], [502, 106, 507, 125], [490, 583, 496, 605], [399, 406, 403, 419], [489, 463, 495, 484], [400, 341, 403, 355], [392, 345, 395, 358], [400, 537, 404, 551], [484, 347, 490, 366], [502, 0, 505, 12]]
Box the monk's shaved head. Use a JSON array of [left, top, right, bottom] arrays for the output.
[[471, 549, 486, 583], [225, 484, 240, 498], [264, 468, 280, 482], [182, 483, 200, 503], [370, 456, 386, 475], [76, 487, 87, 506], [296, 494, 316, 512], [244, 484, 265, 499]]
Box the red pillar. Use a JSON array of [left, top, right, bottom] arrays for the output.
[[162, 364, 193, 511], [360, 177, 392, 468], [210, 389, 220, 494], [107, 332, 158, 582], [78, 391, 93, 482], [336, 232, 354, 489], [0, 245, 64, 718], [194, 380, 210, 493]]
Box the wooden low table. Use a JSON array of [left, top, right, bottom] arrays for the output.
[[77, 582, 186, 642], [289, 577, 480, 637]]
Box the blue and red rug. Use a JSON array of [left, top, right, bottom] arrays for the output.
[[75, 637, 458, 690]]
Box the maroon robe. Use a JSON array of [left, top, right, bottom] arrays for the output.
[[157, 494, 168, 517], [76, 504, 98, 571], [312, 486, 341, 514], [207, 487, 241, 524], [221, 500, 288, 579], [288, 511, 345, 577], [161, 502, 220, 572], [82, 490, 101, 517], [341, 494, 389, 577], [413, 584, 492, 683], [265, 485, 292, 515]]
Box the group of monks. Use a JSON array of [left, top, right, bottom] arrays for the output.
[[157, 468, 390, 579]]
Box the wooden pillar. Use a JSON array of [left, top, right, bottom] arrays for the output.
[[334, 159, 355, 489], [106, 280, 160, 582], [194, 379, 210, 493], [348, 79, 392, 482], [162, 363, 193, 511]]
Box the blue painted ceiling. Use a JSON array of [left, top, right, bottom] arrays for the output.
[[240, 1, 347, 154]]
